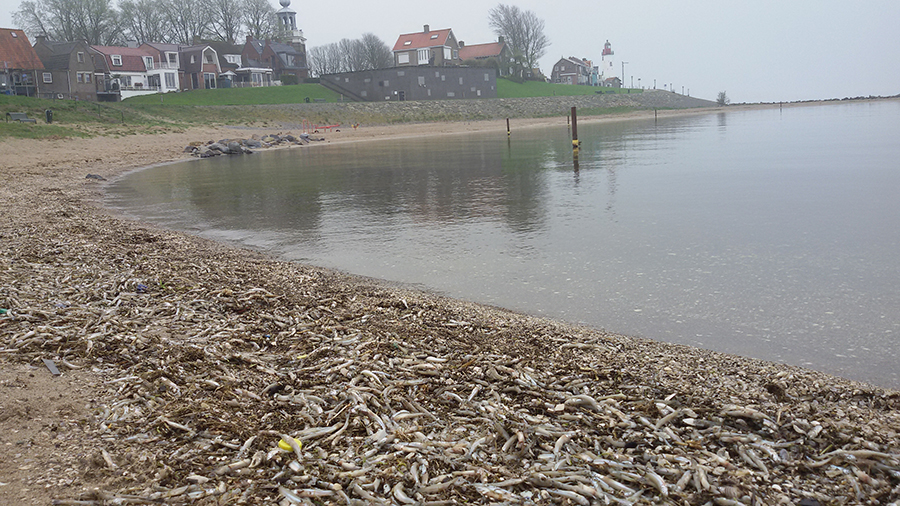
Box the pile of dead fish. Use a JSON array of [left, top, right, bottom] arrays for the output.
[[1, 212, 899, 505]]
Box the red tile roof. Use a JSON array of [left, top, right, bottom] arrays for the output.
[[0, 28, 44, 69], [459, 42, 505, 60], [392, 28, 453, 52], [91, 45, 154, 72]]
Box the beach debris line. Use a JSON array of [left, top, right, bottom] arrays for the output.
[[1, 218, 899, 505]]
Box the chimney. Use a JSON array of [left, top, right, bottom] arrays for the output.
[[458, 41, 465, 48], [423, 24, 430, 33], [498, 35, 504, 44]]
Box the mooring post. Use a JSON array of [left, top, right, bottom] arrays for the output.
[[571, 106, 580, 148], [507, 117, 510, 137], [655, 108, 658, 122]]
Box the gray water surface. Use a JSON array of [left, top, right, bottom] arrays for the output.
[[107, 101, 900, 388]]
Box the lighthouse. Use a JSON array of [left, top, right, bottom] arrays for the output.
[[600, 40, 614, 82]]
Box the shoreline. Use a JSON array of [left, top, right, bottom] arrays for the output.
[[2, 102, 899, 505]]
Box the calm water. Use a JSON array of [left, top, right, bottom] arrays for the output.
[[107, 101, 900, 388]]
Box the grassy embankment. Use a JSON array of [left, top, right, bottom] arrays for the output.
[[1, 79, 644, 139]]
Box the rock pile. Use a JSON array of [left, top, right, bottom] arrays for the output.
[[184, 133, 322, 158]]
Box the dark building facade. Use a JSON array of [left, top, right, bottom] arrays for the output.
[[323, 66, 496, 102]]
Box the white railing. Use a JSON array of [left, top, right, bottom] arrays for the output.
[[147, 62, 179, 70]]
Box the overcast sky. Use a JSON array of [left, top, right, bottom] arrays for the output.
[[3, 0, 898, 103]]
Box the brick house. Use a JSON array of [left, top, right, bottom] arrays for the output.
[[392, 25, 461, 67], [458, 38, 514, 76], [180, 45, 221, 90], [0, 28, 43, 96], [550, 56, 593, 85], [32, 36, 97, 100]]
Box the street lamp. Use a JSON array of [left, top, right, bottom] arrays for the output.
[[621, 61, 628, 87], [638, 78, 641, 89]]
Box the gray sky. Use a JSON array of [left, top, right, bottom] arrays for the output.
[[3, 0, 898, 103]]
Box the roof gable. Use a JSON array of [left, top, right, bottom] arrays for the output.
[[0, 28, 43, 69], [392, 28, 453, 52]]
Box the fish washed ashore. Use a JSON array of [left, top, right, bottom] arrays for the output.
[[1, 111, 899, 506]]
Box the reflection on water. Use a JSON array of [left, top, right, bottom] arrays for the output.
[[107, 101, 900, 388]]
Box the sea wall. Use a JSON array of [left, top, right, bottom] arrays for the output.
[[257, 89, 717, 125]]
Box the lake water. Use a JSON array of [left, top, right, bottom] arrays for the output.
[[106, 100, 900, 389]]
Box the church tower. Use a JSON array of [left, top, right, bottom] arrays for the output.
[[600, 40, 614, 81], [277, 0, 306, 46]]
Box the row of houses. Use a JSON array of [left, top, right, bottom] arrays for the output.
[[1, 26, 307, 101], [549, 40, 622, 88], [2, 13, 520, 103]]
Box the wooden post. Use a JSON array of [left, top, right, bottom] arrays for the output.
[[571, 106, 580, 148], [506, 117, 510, 137]]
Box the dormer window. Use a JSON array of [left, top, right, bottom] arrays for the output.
[[111, 55, 122, 66], [190, 55, 195, 64], [77, 52, 85, 63], [144, 56, 153, 69]]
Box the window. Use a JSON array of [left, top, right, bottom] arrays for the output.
[[398, 53, 409, 64], [191, 55, 195, 64], [360, 90, 367, 97], [76, 73, 83, 83], [417, 76, 425, 86], [111, 55, 122, 66], [397, 71, 404, 76], [205, 53, 214, 64], [144, 56, 153, 70], [403, 40, 411, 46], [204, 72, 216, 89], [459, 77, 464, 85], [417, 49, 429, 65], [444, 47, 451, 60], [430, 34, 438, 39], [167, 53, 177, 65], [77, 52, 85, 63], [447, 91, 455, 97], [85, 73, 91, 83], [165, 72, 176, 88], [485, 73, 490, 82], [43, 72, 52, 83], [364, 78, 371, 83]]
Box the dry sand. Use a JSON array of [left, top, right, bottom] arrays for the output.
[[1, 107, 898, 505]]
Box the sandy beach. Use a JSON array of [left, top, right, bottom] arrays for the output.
[[1, 107, 898, 505]]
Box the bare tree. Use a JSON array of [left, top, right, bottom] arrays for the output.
[[13, 1, 58, 40], [207, 0, 244, 44], [119, 0, 168, 44], [243, 0, 277, 40], [15, 0, 121, 44], [164, 0, 209, 44], [358, 32, 392, 70], [488, 3, 549, 76], [74, 0, 123, 44]]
